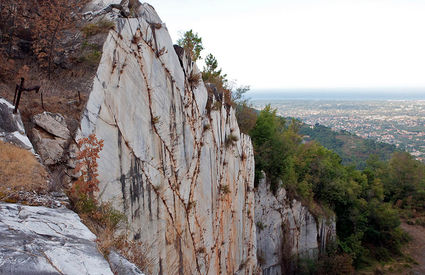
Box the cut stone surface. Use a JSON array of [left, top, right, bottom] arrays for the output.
[[0, 203, 114, 275], [78, 2, 256, 274]]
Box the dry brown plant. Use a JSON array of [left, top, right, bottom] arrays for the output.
[[0, 141, 48, 200]]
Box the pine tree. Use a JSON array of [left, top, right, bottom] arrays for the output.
[[177, 29, 204, 62]]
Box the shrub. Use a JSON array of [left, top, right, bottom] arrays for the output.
[[78, 42, 102, 66], [71, 134, 104, 201], [81, 19, 115, 38], [316, 253, 355, 275], [219, 184, 231, 194], [256, 221, 265, 231], [188, 72, 201, 89], [0, 141, 48, 200]]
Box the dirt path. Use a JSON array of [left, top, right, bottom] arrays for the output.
[[400, 222, 425, 275]]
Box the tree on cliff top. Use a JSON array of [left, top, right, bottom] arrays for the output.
[[177, 29, 204, 62]]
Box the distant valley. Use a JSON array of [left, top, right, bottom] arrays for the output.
[[251, 96, 425, 162]]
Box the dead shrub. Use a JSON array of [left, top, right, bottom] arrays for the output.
[[0, 141, 48, 200]]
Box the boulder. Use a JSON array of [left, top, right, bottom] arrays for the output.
[[32, 128, 67, 165], [32, 111, 70, 139], [0, 98, 34, 151]]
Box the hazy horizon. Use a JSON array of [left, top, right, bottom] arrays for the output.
[[246, 88, 425, 100]]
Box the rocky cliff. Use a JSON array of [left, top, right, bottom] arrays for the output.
[[78, 2, 256, 274], [255, 178, 336, 274]]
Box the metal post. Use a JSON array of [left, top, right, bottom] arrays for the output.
[[13, 78, 24, 114]]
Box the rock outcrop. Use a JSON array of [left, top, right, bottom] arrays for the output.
[[78, 2, 256, 274], [255, 178, 336, 274], [0, 98, 34, 152], [31, 112, 72, 166], [0, 203, 116, 275]]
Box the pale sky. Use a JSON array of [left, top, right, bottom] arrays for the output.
[[146, 0, 425, 90]]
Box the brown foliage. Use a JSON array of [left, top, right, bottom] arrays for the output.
[[71, 134, 104, 201], [0, 141, 48, 200], [0, 51, 15, 81], [32, 0, 88, 77]]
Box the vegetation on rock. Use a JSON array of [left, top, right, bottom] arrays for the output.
[[249, 105, 423, 270], [177, 29, 204, 62]]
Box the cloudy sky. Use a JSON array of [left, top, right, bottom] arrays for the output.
[[147, 0, 425, 90]]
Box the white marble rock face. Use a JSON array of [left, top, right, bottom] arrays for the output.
[[254, 177, 336, 275], [0, 203, 117, 275], [79, 2, 257, 274]]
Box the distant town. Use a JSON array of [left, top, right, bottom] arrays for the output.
[[252, 99, 425, 162]]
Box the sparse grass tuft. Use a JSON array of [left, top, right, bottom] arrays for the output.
[[225, 133, 239, 148], [212, 101, 222, 111], [81, 19, 115, 38], [203, 124, 211, 131], [0, 141, 48, 200], [78, 41, 102, 66]]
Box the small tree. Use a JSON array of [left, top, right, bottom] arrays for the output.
[[177, 29, 204, 62], [32, 0, 88, 78], [72, 134, 104, 201]]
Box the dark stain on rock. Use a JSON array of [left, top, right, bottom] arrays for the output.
[[175, 236, 184, 275], [159, 257, 163, 275], [147, 179, 152, 221], [118, 129, 127, 213]]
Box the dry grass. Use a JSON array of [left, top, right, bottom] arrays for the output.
[[114, 238, 156, 274], [0, 141, 48, 200], [72, 197, 153, 273], [81, 19, 115, 38]]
